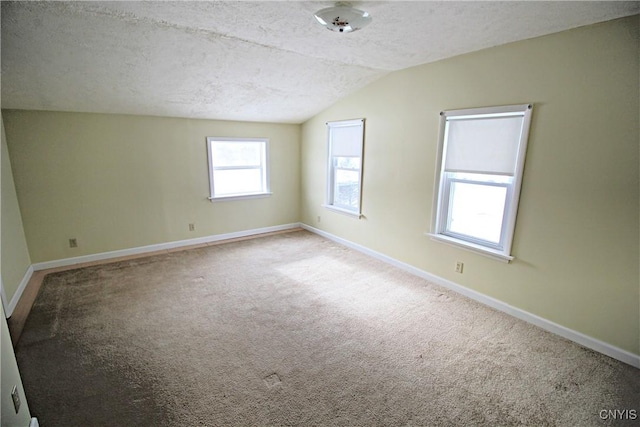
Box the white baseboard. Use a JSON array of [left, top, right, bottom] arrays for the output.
[[4, 265, 34, 318], [300, 223, 640, 369], [32, 223, 302, 271]]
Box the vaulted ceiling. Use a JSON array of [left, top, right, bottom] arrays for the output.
[[2, 1, 638, 123]]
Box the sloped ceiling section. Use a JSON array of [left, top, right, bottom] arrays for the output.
[[2, 1, 639, 124]]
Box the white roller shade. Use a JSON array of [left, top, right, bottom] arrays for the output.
[[444, 115, 524, 175], [329, 121, 363, 157]]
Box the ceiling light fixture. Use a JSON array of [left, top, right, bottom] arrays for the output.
[[313, 2, 372, 33]]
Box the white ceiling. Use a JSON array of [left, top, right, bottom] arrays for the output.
[[2, 1, 639, 124]]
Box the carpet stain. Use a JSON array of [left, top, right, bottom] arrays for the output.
[[49, 291, 65, 338], [436, 293, 452, 301], [264, 373, 282, 388], [554, 381, 580, 392]]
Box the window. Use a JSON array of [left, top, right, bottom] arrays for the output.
[[430, 104, 533, 261], [206, 137, 270, 200], [325, 119, 365, 216]]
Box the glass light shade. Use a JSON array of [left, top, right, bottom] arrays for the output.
[[314, 5, 372, 33]]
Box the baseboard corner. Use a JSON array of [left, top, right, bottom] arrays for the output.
[[5, 265, 35, 318]]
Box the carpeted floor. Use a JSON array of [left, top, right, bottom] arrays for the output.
[[15, 230, 640, 426]]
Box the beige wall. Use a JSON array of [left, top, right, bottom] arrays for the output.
[[1, 304, 32, 427], [301, 16, 640, 355], [2, 112, 300, 263], [1, 112, 32, 306], [1, 112, 32, 426], [1, 16, 638, 359]]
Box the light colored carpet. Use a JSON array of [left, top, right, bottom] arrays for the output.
[[16, 230, 639, 426]]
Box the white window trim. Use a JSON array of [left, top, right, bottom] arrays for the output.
[[209, 193, 273, 202], [429, 104, 533, 262], [325, 118, 365, 217], [426, 233, 514, 263], [322, 204, 363, 218], [206, 137, 271, 201]]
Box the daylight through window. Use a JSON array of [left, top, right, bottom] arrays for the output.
[[430, 104, 533, 261], [325, 119, 365, 216], [207, 137, 270, 200]]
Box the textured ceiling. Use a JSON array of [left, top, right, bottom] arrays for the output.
[[2, 1, 639, 124]]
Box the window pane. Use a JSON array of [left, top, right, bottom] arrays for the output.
[[447, 181, 507, 244], [213, 169, 263, 196], [212, 142, 263, 167], [334, 156, 361, 169], [334, 169, 360, 209]]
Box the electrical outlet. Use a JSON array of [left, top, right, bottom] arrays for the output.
[[69, 238, 78, 248], [455, 261, 464, 274], [189, 223, 195, 231], [317, 215, 321, 223], [11, 385, 21, 413]]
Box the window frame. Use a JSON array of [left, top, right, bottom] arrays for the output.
[[324, 119, 365, 217], [206, 137, 271, 201], [429, 104, 533, 262], [440, 176, 513, 249]]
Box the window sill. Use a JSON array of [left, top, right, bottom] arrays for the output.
[[323, 204, 363, 219], [426, 233, 514, 263], [209, 192, 272, 202]]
